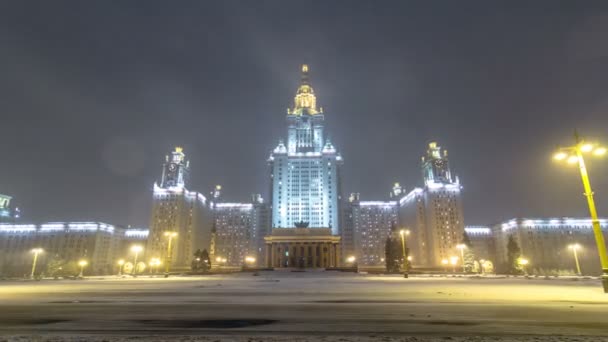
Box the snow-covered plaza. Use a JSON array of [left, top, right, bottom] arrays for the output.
[[1, 271, 607, 341]]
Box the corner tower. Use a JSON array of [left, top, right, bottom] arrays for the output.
[[268, 65, 343, 234]]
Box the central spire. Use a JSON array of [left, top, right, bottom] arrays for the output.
[[290, 64, 320, 115]]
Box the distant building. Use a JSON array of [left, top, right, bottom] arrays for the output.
[[0, 222, 124, 275], [0, 194, 19, 222], [493, 218, 608, 275], [119, 228, 149, 262], [398, 142, 464, 268], [146, 147, 213, 270], [340, 193, 359, 260], [268, 65, 343, 233], [464, 226, 495, 262], [351, 200, 398, 266]]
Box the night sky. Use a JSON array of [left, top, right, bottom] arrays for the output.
[[1, 1, 608, 227]]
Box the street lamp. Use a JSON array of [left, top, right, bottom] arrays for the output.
[[553, 133, 608, 292], [449, 256, 459, 273], [441, 258, 449, 273], [517, 257, 529, 276], [117, 259, 125, 276], [480, 259, 486, 274], [163, 231, 178, 276], [399, 229, 410, 278], [456, 244, 467, 273], [130, 245, 143, 275], [244, 256, 256, 268], [78, 260, 88, 278], [568, 243, 582, 276], [30, 248, 43, 279]]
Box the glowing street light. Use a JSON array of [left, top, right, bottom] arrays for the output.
[[78, 259, 88, 278], [441, 258, 449, 273], [456, 244, 467, 273], [517, 257, 529, 276], [244, 256, 256, 268], [399, 229, 410, 278], [163, 231, 177, 276], [30, 248, 43, 279], [568, 243, 582, 276], [449, 256, 459, 273], [346, 255, 356, 263], [117, 259, 125, 276], [130, 245, 143, 275], [553, 133, 608, 292]]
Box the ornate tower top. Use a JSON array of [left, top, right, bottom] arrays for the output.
[[422, 142, 453, 185], [290, 64, 320, 115], [160, 147, 190, 188]]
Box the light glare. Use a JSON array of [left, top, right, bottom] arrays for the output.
[[567, 155, 579, 164], [581, 143, 594, 152], [553, 152, 567, 161], [593, 147, 606, 156]]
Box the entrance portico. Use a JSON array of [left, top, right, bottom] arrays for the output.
[[264, 228, 341, 268]]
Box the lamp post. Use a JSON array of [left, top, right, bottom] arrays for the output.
[[117, 259, 125, 276], [553, 133, 608, 292], [441, 258, 449, 274], [78, 260, 88, 278], [456, 244, 467, 273], [163, 231, 177, 276], [30, 248, 43, 279], [568, 243, 582, 276], [399, 229, 410, 278], [480, 259, 486, 275], [130, 245, 143, 276]]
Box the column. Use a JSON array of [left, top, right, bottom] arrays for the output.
[[312, 243, 317, 268], [277, 243, 282, 268], [304, 242, 309, 268], [266, 243, 272, 268], [335, 243, 341, 267], [329, 242, 335, 268]]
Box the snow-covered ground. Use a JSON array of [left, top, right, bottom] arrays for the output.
[[0, 272, 607, 341]]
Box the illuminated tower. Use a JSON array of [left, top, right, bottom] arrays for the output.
[[422, 142, 453, 185], [160, 147, 189, 188], [268, 65, 343, 234], [146, 147, 213, 269], [398, 142, 464, 268]]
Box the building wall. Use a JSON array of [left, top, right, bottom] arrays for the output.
[[0, 222, 123, 276], [146, 185, 212, 269], [213, 203, 254, 266], [351, 201, 397, 266]]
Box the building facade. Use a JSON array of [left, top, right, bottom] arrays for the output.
[[146, 147, 213, 269], [398, 142, 464, 268], [268, 65, 343, 234], [464, 226, 495, 262], [264, 227, 341, 268], [493, 218, 608, 275], [0, 222, 124, 276], [351, 200, 398, 266]]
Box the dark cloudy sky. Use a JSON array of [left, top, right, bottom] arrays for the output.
[[1, 1, 608, 227]]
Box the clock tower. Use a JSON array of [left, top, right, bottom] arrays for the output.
[[160, 147, 189, 188]]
